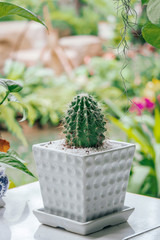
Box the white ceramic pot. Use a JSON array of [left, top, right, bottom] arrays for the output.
[[33, 140, 135, 222]]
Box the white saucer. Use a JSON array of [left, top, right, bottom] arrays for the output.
[[33, 206, 134, 235]]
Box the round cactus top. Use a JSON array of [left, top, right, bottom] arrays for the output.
[[76, 93, 89, 97], [63, 93, 106, 148]]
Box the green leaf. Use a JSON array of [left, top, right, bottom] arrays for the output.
[[139, 155, 154, 168], [8, 94, 28, 122], [135, 115, 154, 129], [0, 149, 35, 178], [105, 99, 123, 118], [9, 180, 16, 189], [110, 116, 154, 157], [154, 144, 160, 196], [7, 149, 25, 163], [142, 0, 149, 4], [0, 2, 46, 28], [139, 171, 158, 196], [19, 108, 28, 122], [154, 108, 160, 143], [147, 0, 160, 27], [142, 22, 160, 49], [128, 165, 150, 193], [0, 79, 23, 92], [0, 105, 27, 145], [7, 94, 19, 102]]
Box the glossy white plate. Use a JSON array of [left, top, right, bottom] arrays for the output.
[[33, 206, 134, 235]]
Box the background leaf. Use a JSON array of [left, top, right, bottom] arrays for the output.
[[154, 108, 160, 143], [9, 180, 16, 189], [110, 116, 154, 157], [142, 0, 149, 4], [0, 79, 23, 92], [0, 2, 46, 28], [154, 144, 160, 196], [0, 105, 27, 145], [8, 94, 28, 122], [128, 165, 150, 193], [142, 22, 160, 49], [0, 149, 35, 178], [147, 0, 160, 27]]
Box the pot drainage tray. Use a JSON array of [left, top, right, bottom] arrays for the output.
[[33, 206, 134, 235]]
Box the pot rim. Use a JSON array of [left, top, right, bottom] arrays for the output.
[[33, 139, 136, 157]]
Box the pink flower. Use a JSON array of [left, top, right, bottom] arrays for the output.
[[144, 98, 155, 110], [129, 98, 155, 115], [129, 100, 145, 115]]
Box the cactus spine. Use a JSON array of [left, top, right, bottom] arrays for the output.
[[63, 94, 106, 148]]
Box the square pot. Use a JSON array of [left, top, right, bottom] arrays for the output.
[[33, 140, 135, 222]]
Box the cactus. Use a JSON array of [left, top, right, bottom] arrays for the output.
[[63, 93, 106, 148]]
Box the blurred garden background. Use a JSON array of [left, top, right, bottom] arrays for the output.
[[1, 0, 160, 198]]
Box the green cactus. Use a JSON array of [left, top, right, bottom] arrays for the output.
[[63, 93, 106, 148]]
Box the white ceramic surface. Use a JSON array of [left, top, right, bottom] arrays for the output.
[[33, 140, 135, 222], [33, 206, 135, 235]]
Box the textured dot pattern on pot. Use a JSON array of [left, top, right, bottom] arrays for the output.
[[33, 139, 135, 222]]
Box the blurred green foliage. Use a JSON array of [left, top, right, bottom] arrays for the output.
[[0, 56, 129, 143], [0, 53, 156, 140], [1, 0, 116, 35], [2, 53, 159, 136], [106, 100, 160, 198], [1, 60, 76, 130], [2, 1, 160, 49]]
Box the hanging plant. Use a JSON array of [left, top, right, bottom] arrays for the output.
[[114, 0, 137, 54], [116, 0, 160, 50]]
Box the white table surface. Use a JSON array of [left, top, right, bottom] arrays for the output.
[[0, 182, 160, 240]]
